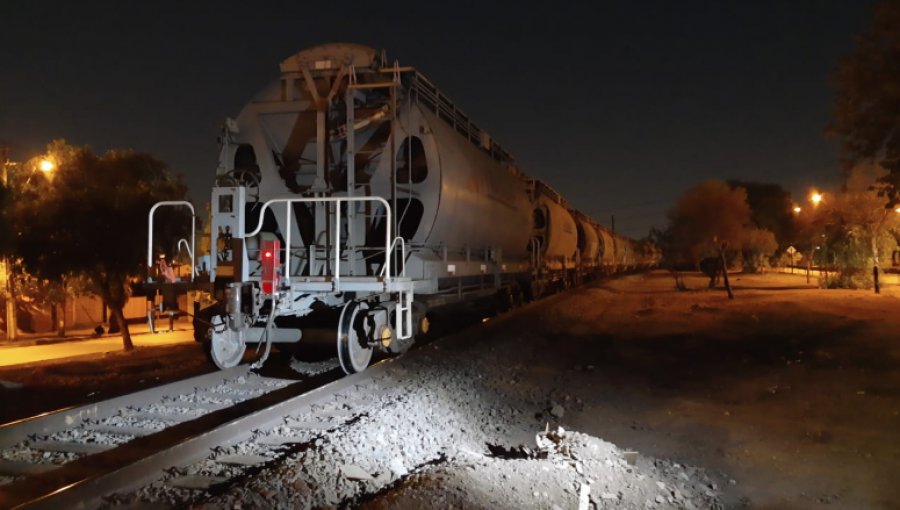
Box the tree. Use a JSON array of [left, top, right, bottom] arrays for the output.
[[828, 1, 900, 202], [820, 164, 900, 290], [0, 182, 12, 258], [727, 180, 795, 251], [11, 141, 188, 350], [0, 145, 13, 257], [666, 180, 778, 299], [741, 228, 778, 273], [666, 180, 753, 268], [666, 180, 781, 297]]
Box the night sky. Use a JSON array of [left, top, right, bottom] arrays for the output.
[[0, 1, 879, 239]]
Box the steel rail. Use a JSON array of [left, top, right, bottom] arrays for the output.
[[0, 269, 559, 509], [0, 360, 393, 510], [0, 366, 250, 449]]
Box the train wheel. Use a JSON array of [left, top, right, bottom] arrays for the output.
[[496, 288, 513, 314], [207, 315, 247, 369], [410, 302, 432, 343], [337, 300, 374, 374], [555, 279, 565, 294], [517, 280, 533, 303], [193, 303, 224, 343], [511, 284, 524, 308], [531, 281, 545, 300]]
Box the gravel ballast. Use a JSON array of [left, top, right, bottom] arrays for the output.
[[108, 301, 728, 509]]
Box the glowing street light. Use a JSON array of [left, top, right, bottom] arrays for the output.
[[39, 159, 55, 174], [793, 206, 802, 214], [810, 192, 823, 206], [1, 153, 57, 341], [0, 147, 14, 341]]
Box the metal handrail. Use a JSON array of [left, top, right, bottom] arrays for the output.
[[245, 196, 393, 287], [176, 238, 196, 279], [379, 236, 407, 278], [408, 72, 516, 165], [147, 201, 195, 283], [530, 237, 543, 270]]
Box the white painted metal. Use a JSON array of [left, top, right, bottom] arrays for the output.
[[243, 195, 397, 288], [534, 194, 578, 270], [146, 201, 195, 281], [143, 43, 658, 372], [177, 238, 196, 278], [209, 315, 248, 369], [336, 300, 374, 374]]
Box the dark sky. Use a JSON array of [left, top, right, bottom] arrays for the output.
[[0, 1, 879, 238]]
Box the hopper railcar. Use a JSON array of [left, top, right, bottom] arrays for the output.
[[146, 43, 658, 373]]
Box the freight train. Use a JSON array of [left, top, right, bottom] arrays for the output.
[[146, 43, 660, 373]]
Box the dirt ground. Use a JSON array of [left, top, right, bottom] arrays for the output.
[[0, 343, 215, 423], [510, 270, 900, 509], [2, 270, 899, 509]]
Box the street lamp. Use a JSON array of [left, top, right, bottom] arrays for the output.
[[810, 191, 823, 207], [1, 152, 56, 341], [789, 205, 802, 273], [808, 190, 830, 284], [1, 149, 15, 341], [39, 159, 55, 174]]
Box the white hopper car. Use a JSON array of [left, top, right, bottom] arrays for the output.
[[146, 43, 660, 373]]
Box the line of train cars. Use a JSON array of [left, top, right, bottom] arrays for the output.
[[147, 43, 660, 373]]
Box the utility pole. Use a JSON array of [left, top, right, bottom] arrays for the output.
[[0, 144, 16, 341]]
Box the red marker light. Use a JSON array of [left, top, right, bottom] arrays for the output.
[[260, 240, 280, 295]]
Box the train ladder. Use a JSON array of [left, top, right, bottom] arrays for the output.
[[395, 290, 413, 340]]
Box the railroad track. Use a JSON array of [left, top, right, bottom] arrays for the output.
[[0, 355, 402, 509], [0, 296, 537, 509]]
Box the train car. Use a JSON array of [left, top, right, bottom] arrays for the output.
[[146, 43, 656, 374], [573, 212, 601, 275], [596, 225, 618, 275], [529, 180, 578, 290], [617, 234, 637, 271]]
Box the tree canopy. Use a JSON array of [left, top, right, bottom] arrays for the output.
[[823, 164, 900, 287], [666, 180, 750, 266], [665, 180, 779, 271], [727, 180, 795, 250], [0, 180, 12, 258], [829, 0, 900, 202], [10, 140, 188, 349]]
